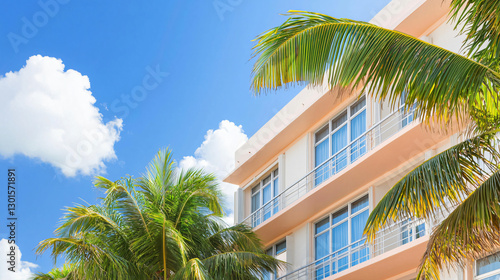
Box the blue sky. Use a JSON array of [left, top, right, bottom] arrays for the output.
[[0, 0, 390, 276]]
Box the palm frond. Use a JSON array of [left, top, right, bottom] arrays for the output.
[[449, 0, 500, 61], [207, 222, 265, 254], [36, 236, 129, 274], [32, 264, 74, 280], [251, 11, 500, 126], [417, 171, 500, 280], [203, 251, 282, 280], [364, 132, 499, 240], [55, 204, 127, 243], [95, 176, 152, 240], [32, 273, 57, 280], [173, 168, 222, 227], [138, 149, 176, 208], [172, 258, 211, 280]]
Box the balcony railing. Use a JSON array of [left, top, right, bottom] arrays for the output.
[[243, 105, 416, 228], [476, 269, 500, 280], [276, 218, 426, 280]]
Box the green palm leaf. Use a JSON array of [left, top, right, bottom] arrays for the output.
[[95, 176, 152, 240], [450, 0, 500, 61], [364, 131, 499, 241], [418, 171, 500, 279], [172, 258, 211, 280], [207, 222, 265, 253], [36, 236, 134, 279], [252, 11, 500, 125], [203, 251, 281, 280], [32, 264, 74, 280], [36, 148, 280, 279]]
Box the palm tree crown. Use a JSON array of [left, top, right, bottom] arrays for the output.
[[35, 149, 281, 280]]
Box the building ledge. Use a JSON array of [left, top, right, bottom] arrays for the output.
[[248, 121, 448, 244], [330, 236, 428, 280], [224, 86, 352, 186]]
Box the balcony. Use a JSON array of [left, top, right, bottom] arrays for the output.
[[240, 103, 450, 243], [243, 105, 435, 226], [276, 218, 428, 280]]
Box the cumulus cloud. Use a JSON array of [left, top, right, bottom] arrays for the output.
[[179, 120, 248, 225], [0, 55, 122, 177], [0, 239, 37, 280]]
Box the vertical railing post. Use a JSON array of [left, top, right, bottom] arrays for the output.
[[376, 123, 381, 146], [279, 192, 284, 214], [412, 221, 416, 242], [370, 242, 374, 260], [380, 230, 384, 256], [427, 217, 433, 235]]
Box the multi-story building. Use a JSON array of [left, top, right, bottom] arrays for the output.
[[224, 0, 500, 279]]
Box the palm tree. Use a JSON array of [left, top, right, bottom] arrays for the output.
[[250, 0, 499, 279], [32, 264, 73, 280], [35, 149, 281, 280]]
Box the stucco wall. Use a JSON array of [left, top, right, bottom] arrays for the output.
[[284, 135, 309, 190], [287, 224, 311, 271], [426, 20, 467, 54]]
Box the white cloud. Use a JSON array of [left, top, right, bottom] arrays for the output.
[[179, 120, 248, 225], [222, 212, 235, 226], [0, 239, 37, 280], [0, 55, 122, 177]]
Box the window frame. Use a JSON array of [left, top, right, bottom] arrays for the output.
[[264, 239, 287, 280], [314, 96, 367, 168], [475, 252, 500, 280], [266, 239, 287, 257], [250, 168, 279, 214], [313, 193, 370, 264], [400, 90, 416, 128]]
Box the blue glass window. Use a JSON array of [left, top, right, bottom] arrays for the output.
[[250, 169, 279, 227], [477, 252, 500, 278], [315, 231, 330, 280], [401, 220, 426, 245], [262, 183, 272, 221], [351, 196, 369, 214], [316, 217, 330, 234], [350, 110, 366, 162], [401, 91, 415, 127], [263, 241, 286, 280], [351, 210, 368, 242], [332, 221, 348, 252], [251, 185, 261, 227], [273, 176, 279, 214], [314, 195, 370, 275], [314, 97, 366, 187], [315, 125, 330, 186], [332, 125, 348, 172], [332, 207, 348, 225]]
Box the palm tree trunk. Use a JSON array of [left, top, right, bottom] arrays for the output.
[[163, 218, 167, 280]]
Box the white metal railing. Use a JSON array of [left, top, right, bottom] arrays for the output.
[[243, 106, 416, 228], [276, 218, 426, 280], [476, 268, 500, 280]]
